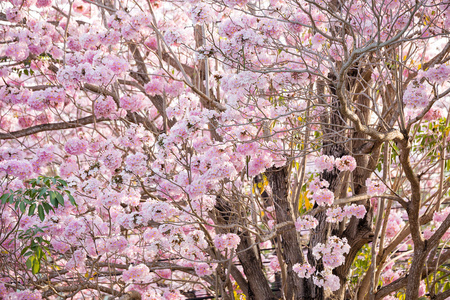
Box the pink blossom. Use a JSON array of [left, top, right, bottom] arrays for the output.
[[35, 0, 52, 7], [194, 263, 213, 276], [313, 272, 340, 292], [0, 159, 33, 179], [295, 215, 319, 231], [315, 155, 335, 172], [101, 149, 122, 170], [214, 233, 240, 250], [104, 56, 129, 75], [311, 33, 326, 51], [144, 80, 164, 96], [403, 83, 429, 108], [366, 178, 387, 196], [122, 264, 150, 283], [344, 204, 366, 219], [309, 177, 329, 192], [223, 0, 249, 7], [5, 8, 23, 23], [312, 188, 334, 206], [312, 236, 349, 269], [422, 64, 450, 85], [125, 152, 147, 176], [94, 96, 118, 118], [4, 289, 42, 300], [64, 138, 88, 155], [72, 0, 90, 15], [326, 207, 344, 223], [335, 155, 357, 172], [269, 257, 281, 272], [433, 207, 450, 223], [293, 263, 315, 278]]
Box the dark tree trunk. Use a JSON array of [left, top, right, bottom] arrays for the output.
[[267, 166, 305, 300]]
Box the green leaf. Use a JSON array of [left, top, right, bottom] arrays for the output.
[[38, 187, 48, 199], [8, 193, 14, 204], [26, 256, 33, 269], [28, 203, 36, 216], [49, 191, 58, 207], [32, 257, 40, 274], [42, 202, 53, 214], [19, 201, 26, 213], [68, 194, 77, 206], [20, 246, 30, 256], [56, 193, 64, 206], [0, 193, 9, 204], [38, 205, 45, 221]]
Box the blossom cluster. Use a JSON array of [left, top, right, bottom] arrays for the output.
[[293, 263, 316, 278], [295, 215, 319, 231], [326, 205, 366, 223], [312, 236, 350, 269], [365, 178, 387, 196], [214, 233, 241, 251], [315, 155, 357, 172]]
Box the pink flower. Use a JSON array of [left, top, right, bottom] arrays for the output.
[[295, 215, 319, 231], [403, 83, 429, 108], [312, 236, 350, 269], [433, 207, 450, 223], [104, 56, 129, 75], [0, 159, 33, 179], [344, 204, 366, 219], [309, 177, 330, 192], [312, 188, 334, 206], [144, 80, 164, 96], [311, 33, 326, 51], [72, 0, 91, 16], [120, 94, 145, 112], [101, 149, 123, 170], [4, 289, 42, 300], [5, 8, 23, 23], [315, 155, 335, 172], [64, 138, 88, 155], [422, 64, 450, 85], [366, 178, 387, 196], [326, 207, 344, 223], [35, 0, 52, 7], [125, 152, 147, 176], [122, 264, 150, 283], [194, 263, 213, 276], [335, 155, 356, 172], [293, 263, 315, 278], [94, 96, 118, 118], [214, 233, 240, 250], [313, 272, 340, 292], [269, 257, 281, 272]]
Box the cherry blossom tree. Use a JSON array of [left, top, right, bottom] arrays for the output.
[[0, 0, 449, 299]]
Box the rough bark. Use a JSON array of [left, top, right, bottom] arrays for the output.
[[266, 166, 305, 300]]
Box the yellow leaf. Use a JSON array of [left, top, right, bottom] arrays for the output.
[[304, 193, 313, 210], [85, 272, 97, 280], [418, 64, 422, 70]]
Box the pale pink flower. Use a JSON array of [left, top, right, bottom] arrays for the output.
[[65, 138, 88, 155], [195, 263, 213, 276], [313, 272, 340, 292], [366, 178, 387, 196], [122, 264, 150, 283], [335, 155, 357, 172], [315, 155, 335, 172], [94, 96, 118, 118], [293, 263, 315, 278], [295, 215, 319, 231], [312, 188, 334, 206]]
